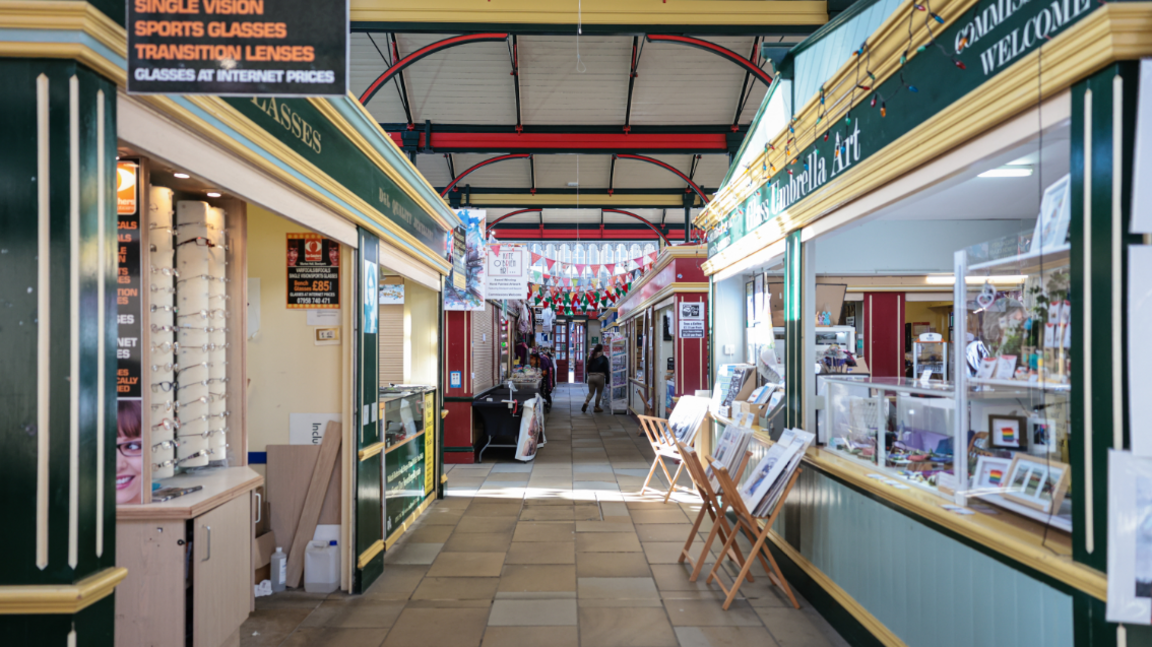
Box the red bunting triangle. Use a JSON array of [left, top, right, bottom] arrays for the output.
[[531, 252, 542, 264], [546, 258, 556, 270]]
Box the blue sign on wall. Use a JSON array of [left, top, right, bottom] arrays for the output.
[[450, 371, 462, 388]]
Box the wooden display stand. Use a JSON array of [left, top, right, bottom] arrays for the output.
[[675, 442, 756, 583], [706, 463, 803, 611], [637, 415, 691, 503]]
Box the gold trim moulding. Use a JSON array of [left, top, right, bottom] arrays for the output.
[[801, 449, 1108, 601], [617, 282, 709, 322], [358, 441, 386, 461], [0, 567, 127, 615], [0, 1, 127, 57], [350, 0, 828, 26], [356, 540, 384, 569], [383, 493, 436, 550]]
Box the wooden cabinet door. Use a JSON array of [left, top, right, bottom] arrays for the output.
[[193, 494, 252, 647], [115, 520, 186, 647]]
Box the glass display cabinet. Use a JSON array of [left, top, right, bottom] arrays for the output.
[[912, 339, 949, 381], [824, 377, 957, 496], [380, 386, 431, 449], [954, 230, 1073, 532]]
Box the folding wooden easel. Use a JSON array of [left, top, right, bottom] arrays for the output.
[[706, 463, 803, 610], [674, 442, 762, 583], [637, 415, 694, 503]]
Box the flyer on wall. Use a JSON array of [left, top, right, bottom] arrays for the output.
[[286, 233, 340, 309], [445, 209, 486, 311], [116, 160, 144, 505]]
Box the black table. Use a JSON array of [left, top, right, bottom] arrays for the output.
[[473, 383, 543, 462]]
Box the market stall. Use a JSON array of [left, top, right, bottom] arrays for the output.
[[696, 0, 1147, 641]]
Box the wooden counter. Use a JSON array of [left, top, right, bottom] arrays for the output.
[[117, 466, 263, 521]]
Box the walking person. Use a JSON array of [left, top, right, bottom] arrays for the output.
[[583, 343, 610, 413]]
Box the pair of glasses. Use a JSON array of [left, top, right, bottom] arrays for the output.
[[150, 265, 179, 277], [178, 325, 230, 333], [152, 439, 181, 452], [152, 418, 180, 431], [151, 400, 179, 412], [152, 341, 180, 353], [177, 391, 226, 406], [181, 343, 229, 352], [181, 426, 228, 439], [209, 294, 231, 302], [177, 448, 223, 464], [150, 285, 177, 294], [151, 304, 178, 313], [178, 413, 211, 424], [153, 458, 177, 470], [117, 440, 143, 457], [177, 274, 228, 285], [176, 236, 220, 249], [151, 325, 180, 334], [151, 381, 176, 393], [151, 362, 178, 373], [207, 410, 231, 419], [179, 309, 228, 320], [175, 361, 212, 374], [149, 224, 174, 232]]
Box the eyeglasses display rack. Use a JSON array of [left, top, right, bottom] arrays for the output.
[[174, 200, 230, 469], [149, 187, 178, 479]]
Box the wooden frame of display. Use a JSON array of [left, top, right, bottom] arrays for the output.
[[675, 442, 757, 582], [1001, 453, 1071, 513]]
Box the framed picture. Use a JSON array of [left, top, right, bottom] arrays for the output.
[[1028, 417, 1057, 455], [989, 414, 1028, 450], [1001, 454, 1070, 513], [1031, 174, 1071, 253], [972, 456, 1013, 492]]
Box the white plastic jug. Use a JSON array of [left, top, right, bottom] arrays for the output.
[[304, 540, 339, 594]]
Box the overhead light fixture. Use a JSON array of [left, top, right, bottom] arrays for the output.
[[173, 172, 190, 179], [924, 274, 1028, 285], [206, 191, 221, 198], [978, 166, 1033, 178]]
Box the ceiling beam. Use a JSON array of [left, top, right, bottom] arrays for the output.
[[507, 35, 523, 131], [440, 153, 531, 196], [386, 127, 740, 154], [359, 32, 510, 106], [623, 35, 643, 132], [614, 153, 710, 203], [646, 34, 773, 86], [731, 37, 762, 127]]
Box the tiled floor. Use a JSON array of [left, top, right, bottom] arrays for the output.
[[241, 384, 851, 647]]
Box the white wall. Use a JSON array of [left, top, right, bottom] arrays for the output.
[[403, 280, 439, 386], [246, 205, 345, 453]]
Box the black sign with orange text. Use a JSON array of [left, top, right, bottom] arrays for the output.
[[287, 233, 340, 309], [126, 0, 347, 96], [116, 161, 143, 398]]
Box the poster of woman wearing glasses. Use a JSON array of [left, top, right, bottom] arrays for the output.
[[117, 400, 144, 505]]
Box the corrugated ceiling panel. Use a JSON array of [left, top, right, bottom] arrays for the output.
[[602, 208, 660, 224], [493, 212, 541, 224], [613, 154, 692, 189], [415, 154, 453, 188], [630, 37, 759, 125], [350, 33, 408, 123], [534, 155, 612, 189], [393, 33, 516, 125], [540, 209, 602, 224], [792, 0, 903, 108], [448, 152, 530, 188], [518, 36, 632, 125]]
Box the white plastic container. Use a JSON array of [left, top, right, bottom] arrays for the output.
[[270, 547, 287, 593], [304, 540, 339, 594]]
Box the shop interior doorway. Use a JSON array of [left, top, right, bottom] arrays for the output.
[[569, 321, 586, 384]]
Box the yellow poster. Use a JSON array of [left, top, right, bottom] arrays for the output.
[[424, 392, 435, 494]]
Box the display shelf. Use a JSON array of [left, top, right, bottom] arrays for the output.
[[967, 244, 1070, 274], [967, 377, 1070, 392], [974, 493, 1073, 533]]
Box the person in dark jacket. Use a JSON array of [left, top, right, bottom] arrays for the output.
[[583, 344, 610, 413], [537, 349, 555, 408]]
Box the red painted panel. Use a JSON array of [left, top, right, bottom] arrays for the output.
[[443, 310, 476, 463], [490, 228, 667, 240], [444, 402, 475, 464], [863, 292, 905, 378], [387, 132, 729, 152], [675, 293, 709, 397]]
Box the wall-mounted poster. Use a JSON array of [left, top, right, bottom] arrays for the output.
[[678, 301, 705, 339], [487, 245, 529, 300], [116, 161, 144, 506], [445, 209, 486, 310], [1108, 450, 1152, 624], [363, 260, 378, 334], [379, 283, 405, 305], [127, 0, 348, 96], [287, 233, 339, 309]]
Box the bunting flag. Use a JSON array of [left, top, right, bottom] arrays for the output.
[[545, 258, 556, 270], [605, 263, 615, 274], [491, 244, 502, 256], [576, 264, 585, 273], [531, 252, 542, 264]]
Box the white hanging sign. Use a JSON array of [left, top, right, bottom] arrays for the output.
[[486, 246, 529, 300]]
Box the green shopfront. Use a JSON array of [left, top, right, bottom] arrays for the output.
[[0, 5, 454, 643], [699, 0, 1152, 645]]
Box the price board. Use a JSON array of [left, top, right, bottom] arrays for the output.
[[286, 232, 339, 309]]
